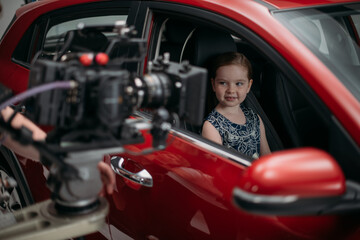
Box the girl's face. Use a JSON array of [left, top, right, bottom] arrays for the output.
[[211, 64, 253, 108]]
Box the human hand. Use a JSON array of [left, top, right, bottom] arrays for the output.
[[1, 106, 46, 141], [97, 161, 115, 195], [1, 106, 46, 161]]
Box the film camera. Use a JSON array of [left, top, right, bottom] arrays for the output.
[[0, 22, 206, 239]]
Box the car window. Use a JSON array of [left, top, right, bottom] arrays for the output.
[[46, 15, 127, 39], [12, 2, 132, 66], [40, 14, 127, 61], [149, 16, 283, 150], [274, 4, 360, 101], [43, 15, 127, 58]]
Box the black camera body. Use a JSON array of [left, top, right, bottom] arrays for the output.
[[29, 60, 134, 129], [28, 55, 207, 133]]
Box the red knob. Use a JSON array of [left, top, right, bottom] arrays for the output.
[[95, 53, 109, 65], [79, 54, 93, 66]]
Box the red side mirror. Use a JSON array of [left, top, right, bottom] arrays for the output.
[[232, 148, 360, 216], [238, 148, 345, 197]]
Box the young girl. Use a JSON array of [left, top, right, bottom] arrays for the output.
[[202, 52, 271, 159]]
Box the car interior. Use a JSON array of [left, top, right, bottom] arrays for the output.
[[152, 17, 331, 153]]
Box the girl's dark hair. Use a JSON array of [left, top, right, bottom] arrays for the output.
[[209, 52, 252, 80]]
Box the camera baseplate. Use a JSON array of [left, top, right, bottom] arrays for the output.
[[0, 197, 108, 240]]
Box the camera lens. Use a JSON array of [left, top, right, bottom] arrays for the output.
[[133, 73, 174, 109]]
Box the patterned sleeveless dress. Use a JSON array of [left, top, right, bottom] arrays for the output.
[[205, 105, 261, 159]]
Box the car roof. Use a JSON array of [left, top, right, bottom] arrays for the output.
[[261, 0, 357, 10], [16, 0, 360, 17], [15, 0, 105, 17]]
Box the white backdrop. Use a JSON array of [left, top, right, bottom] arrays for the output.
[[0, 0, 25, 38]]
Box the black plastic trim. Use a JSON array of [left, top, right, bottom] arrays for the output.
[[233, 181, 360, 216], [270, 2, 359, 14]]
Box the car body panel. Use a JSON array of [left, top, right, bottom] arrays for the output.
[[106, 132, 248, 239], [0, 0, 360, 239], [106, 132, 359, 239]]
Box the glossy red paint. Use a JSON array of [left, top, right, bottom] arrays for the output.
[[17, 155, 50, 202], [106, 138, 359, 239], [238, 148, 346, 196], [106, 138, 247, 238], [15, 0, 103, 17], [0, 0, 359, 239]]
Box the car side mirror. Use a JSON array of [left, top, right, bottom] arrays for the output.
[[233, 148, 360, 215]]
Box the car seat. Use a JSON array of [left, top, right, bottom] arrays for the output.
[[261, 20, 329, 149], [236, 42, 264, 101], [181, 26, 283, 152]]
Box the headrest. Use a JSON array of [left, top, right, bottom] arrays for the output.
[[182, 27, 237, 67]]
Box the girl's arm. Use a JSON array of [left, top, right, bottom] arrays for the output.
[[259, 116, 271, 156], [202, 120, 222, 145]]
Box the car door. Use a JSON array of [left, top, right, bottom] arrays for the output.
[[105, 1, 360, 240], [106, 121, 253, 239]]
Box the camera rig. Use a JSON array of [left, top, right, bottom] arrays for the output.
[[0, 21, 207, 239]]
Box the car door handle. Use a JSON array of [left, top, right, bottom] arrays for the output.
[[110, 156, 153, 187]]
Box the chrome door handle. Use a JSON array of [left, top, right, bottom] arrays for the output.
[[110, 156, 153, 187]]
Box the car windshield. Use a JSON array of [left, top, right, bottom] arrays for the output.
[[274, 4, 360, 101]]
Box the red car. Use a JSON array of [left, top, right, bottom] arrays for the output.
[[1, 0, 360, 239]]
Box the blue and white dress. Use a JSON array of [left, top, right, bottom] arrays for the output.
[[205, 105, 261, 158]]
